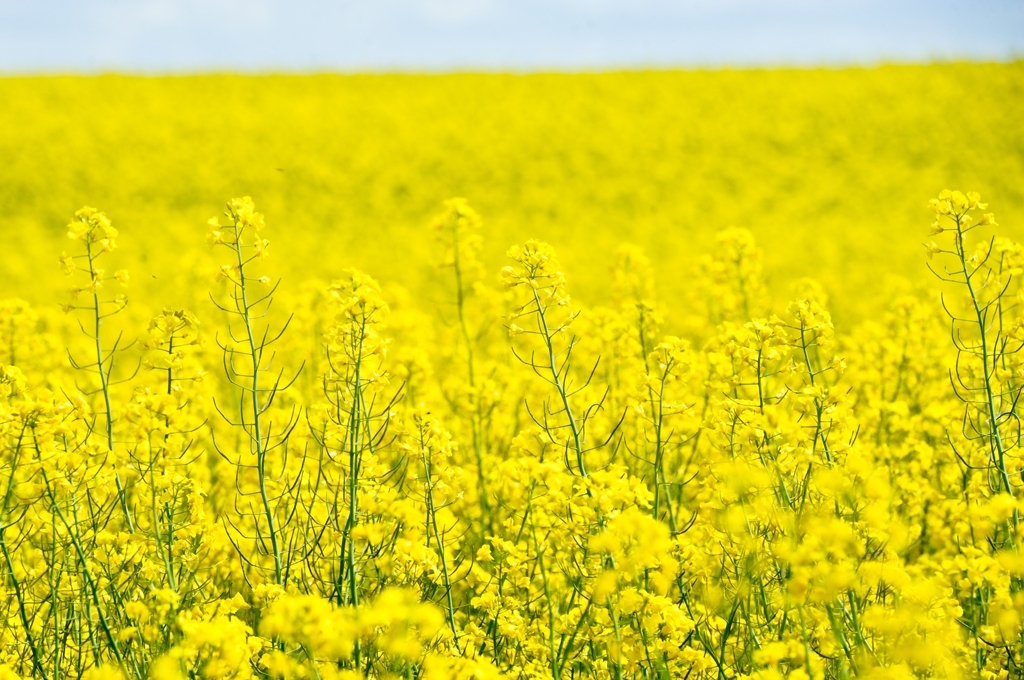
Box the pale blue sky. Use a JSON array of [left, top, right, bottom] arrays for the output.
[[1, 0, 1021, 72]]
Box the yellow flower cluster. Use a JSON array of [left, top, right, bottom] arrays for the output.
[[1, 187, 1023, 680]]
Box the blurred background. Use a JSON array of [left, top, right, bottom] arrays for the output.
[[1, 0, 1023, 329], [1, 0, 1022, 72]]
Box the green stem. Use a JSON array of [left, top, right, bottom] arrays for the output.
[[230, 223, 283, 586], [530, 287, 586, 478], [85, 240, 134, 534]]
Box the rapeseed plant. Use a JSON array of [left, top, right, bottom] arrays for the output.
[[3, 145, 1024, 680]]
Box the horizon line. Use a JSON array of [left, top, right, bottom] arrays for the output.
[[2, 56, 1022, 78]]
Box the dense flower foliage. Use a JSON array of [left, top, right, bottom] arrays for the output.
[[2, 66, 1024, 679], [0, 186, 1020, 679]]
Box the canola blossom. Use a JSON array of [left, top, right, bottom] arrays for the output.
[[1, 67, 1024, 680], [0, 189, 1021, 680]]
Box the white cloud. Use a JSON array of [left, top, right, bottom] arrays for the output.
[[93, 0, 275, 29]]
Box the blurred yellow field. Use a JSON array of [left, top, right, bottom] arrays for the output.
[[2, 64, 1024, 679], [2, 63, 1022, 323]]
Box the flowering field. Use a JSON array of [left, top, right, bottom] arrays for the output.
[[1, 64, 1024, 679]]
